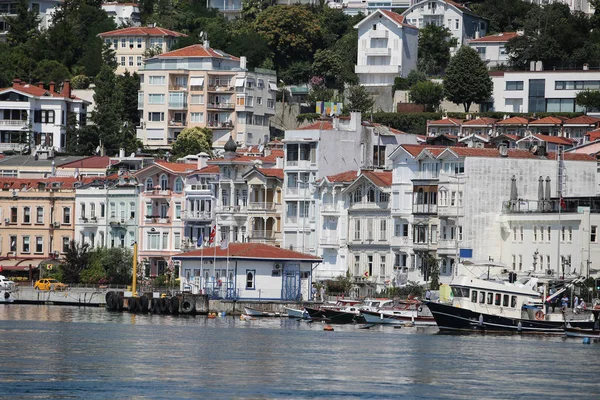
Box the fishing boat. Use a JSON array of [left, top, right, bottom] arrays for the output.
[[323, 308, 358, 324], [360, 309, 436, 326], [425, 275, 595, 334], [284, 306, 309, 319], [304, 306, 327, 320]]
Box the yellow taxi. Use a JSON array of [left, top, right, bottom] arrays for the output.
[[34, 278, 67, 291]]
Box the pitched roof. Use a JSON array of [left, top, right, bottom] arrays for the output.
[[400, 144, 448, 157], [428, 117, 463, 126], [564, 115, 600, 125], [469, 32, 520, 43], [175, 243, 321, 261], [99, 26, 186, 37], [496, 116, 530, 125], [380, 10, 417, 29], [256, 168, 284, 179], [362, 170, 392, 187], [528, 116, 567, 125], [532, 134, 576, 145], [548, 152, 596, 161], [491, 134, 520, 142], [57, 156, 113, 169], [0, 80, 86, 101], [585, 129, 600, 141], [298, 120, 334, 130], [0, 176, 96, 190], [462, 117, 497, 126], [259, 150, 284, 163], [325, 170, 360, 183], [158, 44, 239, 60], [153, 160, 198, 173], [195, 165, 220, 174]]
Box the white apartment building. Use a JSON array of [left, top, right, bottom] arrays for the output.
[[402, 0, 488, 55], [468, 32, 519, 68], [74, 175, 140, 249], [489, 68, 600, 113], [98, 26, 187, 75], [339, 0, 411, 16], [101, 2, 141, 27], [0, 79, 89, 153], [354, 9, 418, 86], [388, 144, 597, 285], [527, 0, 595, 14], [0, 0, 61, 42], [137, 42, 277, 150]]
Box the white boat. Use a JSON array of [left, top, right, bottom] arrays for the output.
[[243, 306, 280, 317], [284, 306, 309, 319], [361, 309, 437, 326], [0, 275, 15, 303]]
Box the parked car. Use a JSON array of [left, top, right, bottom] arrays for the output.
[[34, 278, 67, 291], [0, 275, 15, 289]]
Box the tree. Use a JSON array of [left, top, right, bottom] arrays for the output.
[[241, 0, 275, 21], [346, 85, 374, 115], [409, 81, 445, 112], [226, 26, 272, 70], [418, 24, 457, 76], [471, 0, 534, 33], [312, 49, 344, 89], [306, 84, 335, 109], [61, 241, 90, 284], [32, 60, 70, 85], [71, 75, 90, 89], [576, 90, 600, 112], [102, 247, 133, 285], [443, 46, 492, 112], [392, 69, 427, 92], [171, 127, 213, 159], [4, 0, 40, 46]]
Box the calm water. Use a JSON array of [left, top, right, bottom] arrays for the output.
[[0, 305, 599, 399]]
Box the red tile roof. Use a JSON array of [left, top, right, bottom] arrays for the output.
[[428, 117, 463, 126], [496, 116, 530, 125], [195, 165, 220, 174], [158, 44, 238, 60], [325, 170, 359, 183], [469, 32, 520, 43], [153, 160, 198, 173], [528, 116, 567, 125], [493, 134, 520, 142], [532, 134, 576, 145], [175, 243, 321, 261], [99, 26, 186, 37], [462, 117, 497, 126], [362, 170, 392, 187], [0, 79, 85, 101], [298, 120, 334, 130], [0, 177, 96, 190], [380, 10, 417, 29], [57, 156, 114, 169], [257, 168, 284, 179], [585, 129, 600, 141], [400, 144, 448, 157], [564, 115, 600, 125], [547, 152, 596, 161], [259, 150, 284, 163]]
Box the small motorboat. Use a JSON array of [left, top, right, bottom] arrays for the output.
[[243, 306, 270, 317], [360, 309, 437, 326], [284, 306, 309, 319], [564, 325, 600, 339], [323, 308, 358, 324]]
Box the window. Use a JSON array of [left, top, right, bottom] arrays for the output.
[[137, 57, 142, 66], [36, 207, 44, 224], [62, 237, 70, 253], [519, 255, 523, 270], [519, 226, 523, 241], [354, 219, 361, 240], [9, 235, 16, 252], [90, 203, 96, 219], [512, 226, 517, 241], [148, 112, 164, 122], [145, 178, 153, 191], [487, 292, 493, 305], [476, 47, 486, 56], [547, 226, 551, 241], [380, 220, 387, 241], [35, 237, 43, 253], [120, 56, 125, 66], [367, 188, 376, 203], [130, 202, 135, 219], [149, 76, 166, 85], [148, 94, 165, 104], [246, 270, 255, 289], [506, 81, 524, 91], [147, 233, 159, 250], [174, 178, 183, 193], [533, 226, 537, 241], [162, 232, 168, 249], [431, 225, 438, 244], [379, 255, 386, 276], [479, 292, 485, 304], [190, 94, 204, 104], [455, 19, 459, 30], [471, 290, 478, 303], [190, 112, 204, 123], [592, 225, 597, 242], [267, 99, 274, 109], [353, 188, 362, 204], [503, 294, 509, 307], [175, 203, 182, 219], [23, 207, 30, 223], [494, 293, 501, 306], [137, 37, 142, 48], [174, 233, 181, 250], [512, 255, 516, 270], [129, 56, 134, 67], [22, 236, 30, 253], [257, 97, 262, 105], [367, 255, 373, 276]]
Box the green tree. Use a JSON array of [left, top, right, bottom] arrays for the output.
[[346, 85, 374, 115], [226, 26, 272, 70], [312, 49, 344, 89], [392, 69, 428, 92], [32, 60, 70, 85], [307, 85, 335, 109], [171, 127, 213, 159], [576, 89, 600, 112], [471, 0, 534, 33], [418, 24, 457, 75], [102, 247, 133, 285], [61, 241, 90, 284], [241, 0, 274, 21], [4, 0, 40, 46], [443, 46, 492, 112], [116, 71, 141, 128], [71, 75, 91, 89], [332, 30, 359, 86], [409, 81, 444, 112]]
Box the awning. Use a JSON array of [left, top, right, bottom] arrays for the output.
[[0, 258, 41, 272], [235, 77, 245, 87], [190, 77, 204, 86], [146, 129, 164, 139], [268, 82, 277, 91]]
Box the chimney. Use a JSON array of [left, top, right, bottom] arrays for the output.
[[240, 56, 247, 70], [349, 112, 360, 132], [63, 79, 71, 98], [197, 152, 209, 169], [499, 143, 508, 157], [332, 116, 339, 130], [12, 78, 21, 87], [37, 82, 44, 89], [119, 148, 125, 158], [584, 63, 589, 71], [203, 40, 210, 49], [49, 81, 55, 93], [535, 60, 543, 71]]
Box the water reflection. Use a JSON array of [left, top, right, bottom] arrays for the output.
[[0, 305, 599, 399]]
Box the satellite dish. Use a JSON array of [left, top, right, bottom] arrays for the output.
[[199, 31, 204, 39]]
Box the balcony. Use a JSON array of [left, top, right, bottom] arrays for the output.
[[412, 171, 440, 181], [355, 65, 402, 74], [437, 204, 463, 218], [247, 202, 277, 211], [216, 205, 246, 213], [207, 102, 234, 110], [319, 235, 344, 247], [0, 142, 26, 152], [168, 119, 186, 127], [437, 239, 457, 250], [365, 48, 391, 56], [413, 204, 438, 214], [169, 85, 188, 91], [422, 7, 445, 16], [109, 217, 131, 227], [208, 121, 234, 130], [144, 188, 172, 197], [0, 120, 27, 127], [391, 236, 411, 247], [207, 85, 235, 93], [168, 101, 188, 110], [250, 230, 276, 240], [144, 215, 170, 224], [350, 202, 389, 211], [502, 199, 565, 214], [369, 30, 388, 39], [321, 204, 341, 215], [186, 184, 212, 192], [182, 210, 213, 221]]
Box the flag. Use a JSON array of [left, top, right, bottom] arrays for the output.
[[560, 197, 566, 209], [220, 238, 229, 250], [208, 225, 216, 244], [196, 233, 203, 248], [364, 270, 369, 277]]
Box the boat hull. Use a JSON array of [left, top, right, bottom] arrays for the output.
[[564, 327, 600, 339], [323, 309, 357, 324], [244, 307, 268, 317], [426, 301, 595, 334], [361, 309, 436, 326], [0, 289, 14, 303], [284, 307, 308, 319]]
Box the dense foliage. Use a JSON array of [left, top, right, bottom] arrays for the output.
[[409, 81, 445, 112], [443, 46, 493, 112], [171, 127, 213, 160]]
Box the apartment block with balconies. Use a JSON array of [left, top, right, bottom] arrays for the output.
[[0, 0, 61, 42], [136, 42, 277, 150]]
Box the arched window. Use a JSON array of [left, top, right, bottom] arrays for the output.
[[417, 188, 424, 204], [174, 177, 183, 193], [367, 187, 376, 203], [145, 178, 153, 191], [160, 174, 168, 190], [246, 270, 255, 289], [353, 187, 362, 204]]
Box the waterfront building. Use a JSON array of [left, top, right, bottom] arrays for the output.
[[0, 0, 61, 42], [136, 42, 277, 149], [174, 242, 320, 300], [0, 176, 91, 278], [468, 32, 520, 68], [0, 154, 111, 179], [340, 0, 411, 16], [388, 144, 597, 285], [74, 175, 140, 250], [101, 2, 141, 27], [0, 79, 89, 153], [354, 9, 418, 86], [134, 160, 196, 276], [98, 26, 187, 75], [402, 0, 488, 56]]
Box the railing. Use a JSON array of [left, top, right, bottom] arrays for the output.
[[413, 204, 438, 214], [187, 184, 211, 191], [412, 171, 440, 180], [437, 204, 463, 217], [250, 230, 275, 239], [502, 200, 562, 214], [0, 143, 26, 151], [144, 216, 170, 223], [391, 236, 411, 246], [181, 210, 212, 221], [319, 235, 340, 245], [0, 120, 27, 126], [207, 85, 235, 92], [144, 189, 171, 196], [321, 204, 340, 213], [168, 120, 186, 127], [350, 202, 389, 210], [207, 102, 234, 109], [169, 85, 187, 91], [437, 239, 457, 249], [217, 205, 246, 213], [208, 121, 233, 129], [168, 102, 188, 109], [247, 202, 277, 211]]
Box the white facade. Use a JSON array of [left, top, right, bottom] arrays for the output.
[[468, 32, 519, 68], [490, 69, 599, 114], [137, 43, 276, 149], [339, 0, 412, 16], [101, 3, 141, 27], [354, 9, 418, 86], [527, 0, 595, 14], [74, 177, 140, 249], [0, 79, 89, 153], [402, 0, 488, 55], [0, 0, 61, 41]]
